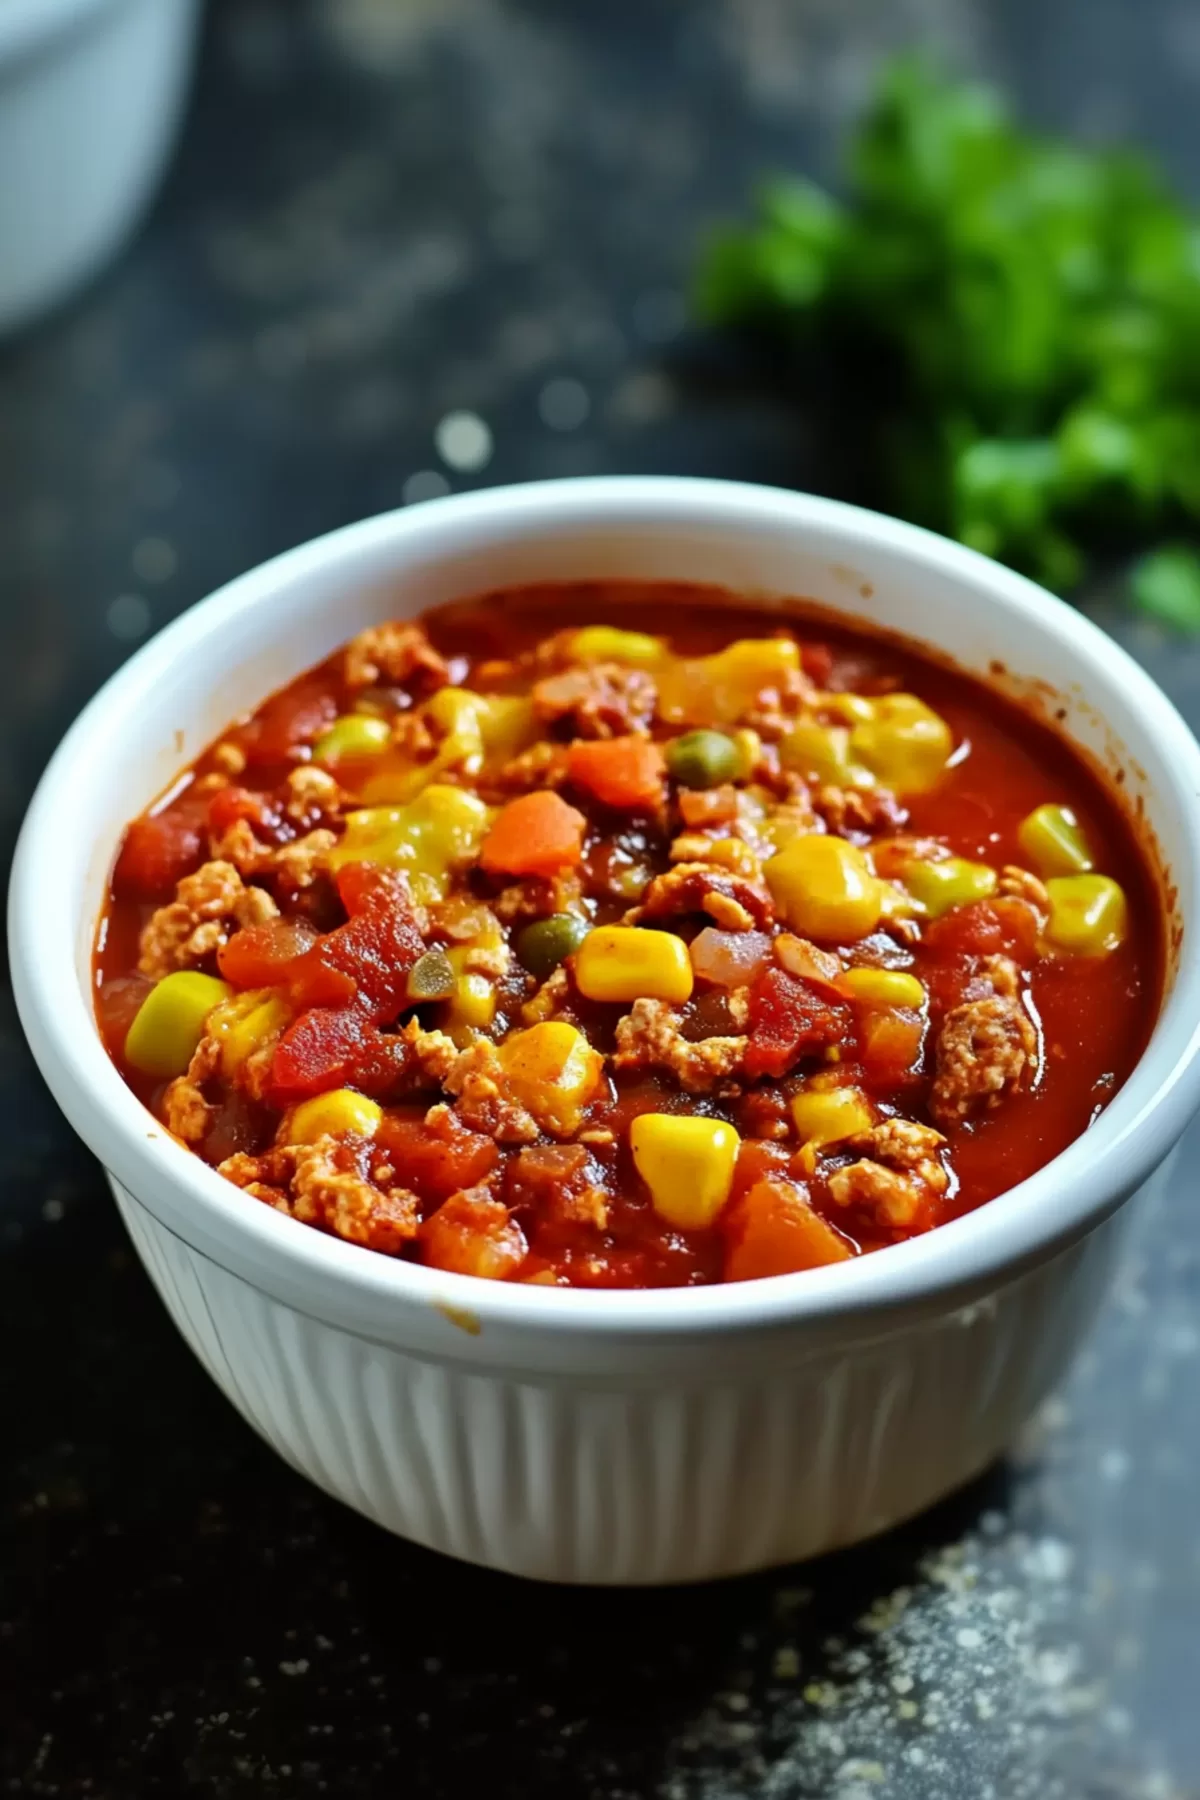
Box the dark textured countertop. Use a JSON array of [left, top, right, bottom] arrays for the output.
[[4, 3, 1200, 1794]]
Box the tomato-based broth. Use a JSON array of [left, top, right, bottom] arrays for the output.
[[95, 583, 1162, 1288]]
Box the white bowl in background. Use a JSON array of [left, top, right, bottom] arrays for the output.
[[10, 477, 1200, 1583], [0, 0, 201, 337]]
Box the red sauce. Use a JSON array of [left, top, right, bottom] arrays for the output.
[[94, 584, 1163, 1287]]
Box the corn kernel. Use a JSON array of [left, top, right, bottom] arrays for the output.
[[476, 693, 537, 760], [658, 638, 801, 727], [207, 988, 292, 1075], [1045, 874, 1128, 955], [287, 1088, 383, 1144], [730, 728, 762, 778], [764, 835, 882, 942], [313, 713, 392, 765], [571, 625, 664, 667], [836, 968, 927, 1008], [442, 947, 497, 1044], [499, 1022, 605, 1136], [574, 926, 694, 1004], [694, 837, 761, 878], [790, 1086, 875, 1147], [820, 692, 877, 724], [780, 720, 875, 789], [329, 784, 491, 904], [902, 857, 998, 918], [630, 1114, 740, 1230], [426, 685, 487, 736], [849, 694, 953, 794], [125, 972, 232, 1079], [1018, 803, 1095, 877]]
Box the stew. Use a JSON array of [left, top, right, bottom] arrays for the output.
[[94, 584, 1162, 1287]]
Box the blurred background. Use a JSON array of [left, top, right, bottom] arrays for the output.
[[3, 3, 1200, 1796]]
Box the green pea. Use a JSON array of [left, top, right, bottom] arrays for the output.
[[516, 913, 590, 981], [666, 729, 740, 789], [406, 948, 456, 1002]]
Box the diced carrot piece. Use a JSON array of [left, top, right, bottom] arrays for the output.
[[479, 791, 586, 878], [567, 737, 665, 811], [723, 1178, 855, 1281]]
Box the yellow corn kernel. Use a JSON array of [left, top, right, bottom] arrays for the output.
[[1018, 803, 1095, 877], [207, 988, 292, 1075], [313, 713, 392, 765], [902, 857, 998, 918], [574, 926, 694, 1004], [476, 693, 537, 760], [693, 837, 762, 878], [731, 728, 762, 778], [499, 1022, 605, 1136], [442, 946, 497, 1045], [426, 684, 487, 737], [780, 720, 875, 789], [790, 1086, 875, 1147], [629, 1114, 740, 1230], [836, 968, 927, 1008], [571, 625, 665, 667], [764, 835, 882, 942], [1045, 874, 1128, 955], [848, 694, 953, 794], [329, 784, 491, 904], [657, 638, 801, 727], [287, 1089, 383, 1144], [820, 692, 877, 724], [125, 971, 233, 1079]]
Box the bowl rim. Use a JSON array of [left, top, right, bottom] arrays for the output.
[[11, 475, 1200, 1343]]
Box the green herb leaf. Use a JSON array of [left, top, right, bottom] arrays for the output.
[[1130, 546, 1200, 632], [696, 56, 1200, 599]]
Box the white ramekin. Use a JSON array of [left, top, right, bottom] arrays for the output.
[[0, 0, 201, 338], [11, 478, 1200, 1583]]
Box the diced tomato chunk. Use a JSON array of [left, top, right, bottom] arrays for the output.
[[801, 643, 834, 686], [206, 785, 274, 841], [730, 1138, 792, 1202], [923, 897, 1039, 964], [95, 973, 155, 1058], [112, 809, 203, 900], [267, 1006, 408, 1103], [241, 677, 338, 767], [377, 1110, 498, 1203], [743, 968, 851, 1079], [218, 917, 319, 988], [290, 870, 425, 1017], [418, 1192, 527, 1280]]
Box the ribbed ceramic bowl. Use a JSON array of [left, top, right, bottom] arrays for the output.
[[11, 478, 1200, 1583]]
